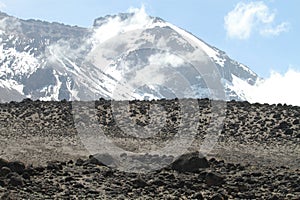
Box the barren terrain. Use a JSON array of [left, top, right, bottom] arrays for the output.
[[0, 99, 299, 199]]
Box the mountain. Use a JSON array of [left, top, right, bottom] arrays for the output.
[[0, 10, 259, 102]]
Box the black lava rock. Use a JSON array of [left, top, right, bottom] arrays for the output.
[[132, 177, 147, 188], [0, 167, 11, 177], [205, 172, 225, 186], [92, 153, 115, 166], [47, 161, 63, 171], [8, 175, 24, 187], [86, 156, 105, 166], [210, 193, 224, 200], [8, 161, 25, 174], [171, 152, 209, 172], [0, 158, 8, 168], [0, 179, 6, 187], [193, 193, 204, 200], [75, 158, 84, 166]]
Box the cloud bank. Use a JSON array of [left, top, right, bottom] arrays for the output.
[[235, 69, 300, 106], [91, 5, 153, 46], [224, 1, 290, 39]]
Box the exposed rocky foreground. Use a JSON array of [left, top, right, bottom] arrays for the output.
[[0, 99, 299, 199]]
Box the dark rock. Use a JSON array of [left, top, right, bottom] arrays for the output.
[[7, 161, 25, 174], [22, 172, 31, 180], [24, 166, 36, 176], [210, 193, 224, 200], [120, 153, 127, 158], [102, 169, 114, 177], [5, 172, 19, 179], [150, 179, 165, 187], [193, 193, 204, 200], [86, 156, 105, 166], [8, 175, 24, 187], [269, 194, 280, 200], [35, 166, 45, 173], [294, 187, 300, 192], [0, 179, 6, 187], [82, 170, 91, 175], [88, 190, 100, 194], [292, 119, 299, 125], [198, 171, 207, 180], [0, 158, 8, 168], [277, 121, 290, 130], [251, 171, 262, 177], [171, 152, 209, 172], [237, 183, 249, 192], [65, 176, 75, 182], [73, 183, 85, 189], [205, 172, 225, 186], [67, 160, 74, 165], [132, 177, 147, 188], [284, 128, 293, 135], [47, 161, 63, 171], [75, 158, 84, 166], [0, 167, 11, 177], [92, 153, 115, 166]]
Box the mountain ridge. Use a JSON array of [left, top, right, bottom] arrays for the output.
[[0, 10, 258, 102]]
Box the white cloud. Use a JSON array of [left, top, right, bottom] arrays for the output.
[[224, 1, 290, 39], [148, 53, 185, 68], [260, 22, 290, 36], [235, 69, 300, 106], [91, 6, 153, 46]]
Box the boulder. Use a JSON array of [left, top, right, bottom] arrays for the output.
[[170, 152, 209, 173], [8, 175, 24, 187], [0, 158, 8, 168], [205, 172, 225, 186], [0, 167, 11, 177], [47, 161, 63, 171], [8, 161, 25, 174], [92, 153, 116, 167]]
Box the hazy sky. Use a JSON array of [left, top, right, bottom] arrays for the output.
[[0, 0, 299, 78]]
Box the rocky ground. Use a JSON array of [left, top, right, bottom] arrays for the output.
[[0, 98, 299, 199]]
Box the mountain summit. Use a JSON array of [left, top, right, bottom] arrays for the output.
[[0, 9, 258, 102]]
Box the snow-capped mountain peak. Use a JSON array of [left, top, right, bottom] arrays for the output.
[[0, 10, 258, 102]]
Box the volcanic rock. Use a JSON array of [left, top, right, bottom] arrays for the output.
[[8, 175, 24, 187], [7, 161, 25, 174], [171, 152, 209, 172], [205, 172, 225, 186], [0, 158, 8, 168], [0, 167, 11, 177]]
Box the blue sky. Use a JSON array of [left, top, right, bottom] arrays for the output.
[[0, 0, 299, 78]]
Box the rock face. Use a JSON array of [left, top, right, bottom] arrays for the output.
[[0, 11, 258, 102]]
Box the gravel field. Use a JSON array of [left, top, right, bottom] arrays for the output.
[[0, 99, 299, 199]]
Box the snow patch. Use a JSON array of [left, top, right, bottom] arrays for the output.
[[0, 79, 24, 94], [165, 22, 226, 67], [0, 44, 39, 78]]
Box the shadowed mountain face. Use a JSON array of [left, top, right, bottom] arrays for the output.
[[0, 11, 258, 102]]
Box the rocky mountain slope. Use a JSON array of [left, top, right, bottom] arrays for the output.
[[0, 10, 258, 102], [0, 99, 299, 199]]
